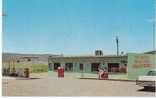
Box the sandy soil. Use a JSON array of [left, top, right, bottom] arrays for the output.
[[2, 73, 155, 96]]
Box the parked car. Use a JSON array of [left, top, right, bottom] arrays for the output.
[[136, 70, 156, 90]]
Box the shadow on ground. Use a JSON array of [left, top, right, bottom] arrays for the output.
[[79, 78, 135, 82], [16, 77, 41, 80], [138, 88, 156, 92], [79, 78, 98, 80]]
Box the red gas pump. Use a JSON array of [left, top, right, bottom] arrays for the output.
[[98, 68, 108, 80], [24, 68, 29, 78], [57, 67, 64, 78]]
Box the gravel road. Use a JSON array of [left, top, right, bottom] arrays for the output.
[[2, 73, 155, 96]]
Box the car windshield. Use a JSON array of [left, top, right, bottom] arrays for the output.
[[147, 71, 156, 76]]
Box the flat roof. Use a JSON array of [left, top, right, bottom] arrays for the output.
[[49, 55, 127, 59]]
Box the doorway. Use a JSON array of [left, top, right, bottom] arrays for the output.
[[54, 63, 60, 71], [79, 63, 83, 71], [65, 63, 73, 72], [91, 63, 100, 72]]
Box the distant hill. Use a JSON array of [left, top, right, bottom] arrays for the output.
[[2, 53, 60, 63]]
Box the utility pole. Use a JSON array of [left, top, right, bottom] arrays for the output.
[[116, 36, 119, 56], [2, 13, 7, 16]]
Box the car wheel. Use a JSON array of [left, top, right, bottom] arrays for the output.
[[144, 86, 150, 90]]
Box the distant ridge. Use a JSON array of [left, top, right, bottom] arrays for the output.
[[2, 52, 60, 63]]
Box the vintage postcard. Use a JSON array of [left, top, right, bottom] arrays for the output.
[[2, 0, 156, 97]]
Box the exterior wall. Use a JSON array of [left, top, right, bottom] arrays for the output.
[[84, 63, 91, 73], [48, 53, 155, 79], [48, 56, 128, 73], [73, 62, 78, 72], [120, 63, 126, 67], [127, 53, 156, 80], [48, 63, 53, 71], [49, 62, 92, 73]]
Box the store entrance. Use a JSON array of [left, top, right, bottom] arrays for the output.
[[91, 63, 100, 72], [54, 63, 60, 71]]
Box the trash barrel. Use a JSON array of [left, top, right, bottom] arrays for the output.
[[24, 68, 29, 78], [57, 67, 64, 78], [99, 69, 108, 80], [101, 72, 108, 80]]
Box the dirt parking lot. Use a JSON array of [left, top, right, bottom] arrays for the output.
[[2, 73, 155, 96]]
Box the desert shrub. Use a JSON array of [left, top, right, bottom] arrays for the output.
[[30, 64, 48, 73]]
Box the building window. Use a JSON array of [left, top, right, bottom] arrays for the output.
[[108, 63, 119, 72], [80, 64, 83, 71], [65, 63, 73, 72], [91, 63, 100, 72]]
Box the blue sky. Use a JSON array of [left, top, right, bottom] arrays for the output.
[[2, 0, 155, 55]]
